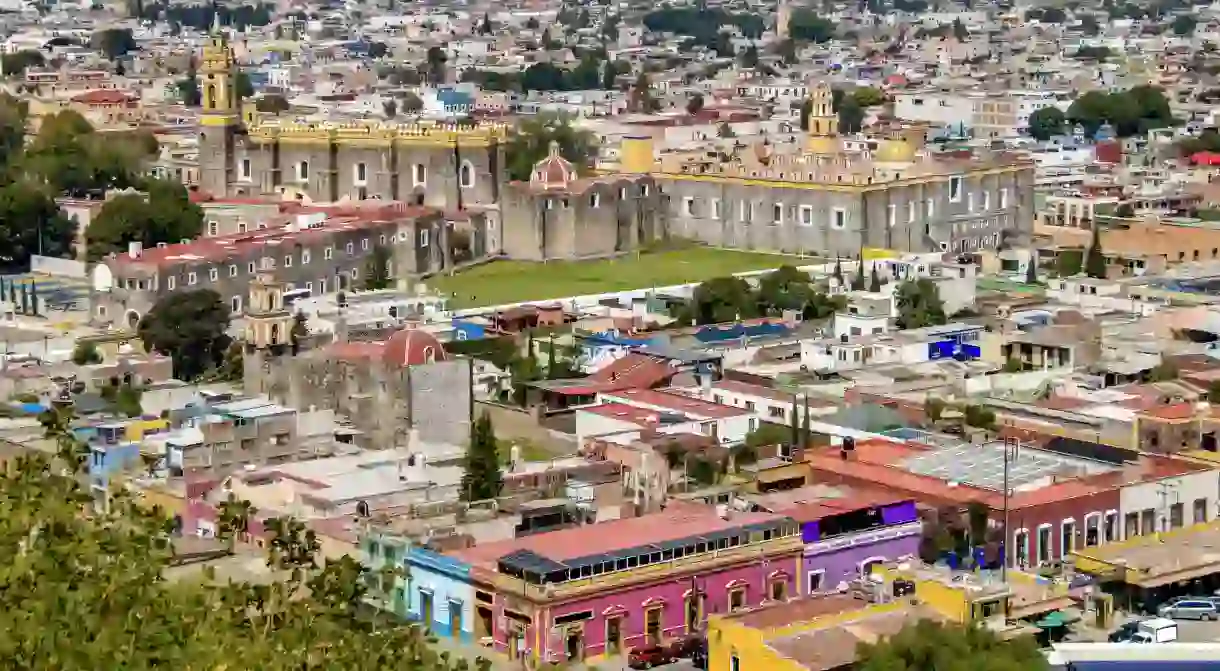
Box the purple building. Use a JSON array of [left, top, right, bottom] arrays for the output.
[[788, 497, 922, 593]]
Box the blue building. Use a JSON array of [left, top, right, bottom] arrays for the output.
[[363, 533, 477, 642]]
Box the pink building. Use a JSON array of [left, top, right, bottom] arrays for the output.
[[452, 502, 803, 666]]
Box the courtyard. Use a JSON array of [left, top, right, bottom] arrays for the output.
[[428, 248, 818, 308]]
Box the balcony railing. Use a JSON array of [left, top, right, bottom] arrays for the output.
[[480, 535, 804, 602]]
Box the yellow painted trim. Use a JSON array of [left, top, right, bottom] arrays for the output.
[[200, 115, 240, 127]]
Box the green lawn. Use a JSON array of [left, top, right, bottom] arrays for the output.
[[429, 248, 818, 308]]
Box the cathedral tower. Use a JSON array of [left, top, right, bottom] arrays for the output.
[[805, 82, 841, 155], [199, 29, 241, 196], [242, 274, 296, 398]]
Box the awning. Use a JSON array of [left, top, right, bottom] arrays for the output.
[[1135, 562, 1220, 589], [1035, 611, 1067, 629]]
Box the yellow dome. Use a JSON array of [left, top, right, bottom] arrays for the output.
[[875, 138, 915, 163], [806, 134, 841, 155]]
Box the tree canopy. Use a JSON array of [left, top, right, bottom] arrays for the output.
[[677, 266, 845, 325], [642, 7, 765, 47], [1027, 106, 1066, 141], [138, 289, 233, 381], [2, 413, 484, 670], [462, 412, 503, 501], [1066, 86, 1174, 138], [505, 113, 595, 182], [856, 620, 1047, 671], [86, 179, 204, 262], [895, 278, 947, 329]]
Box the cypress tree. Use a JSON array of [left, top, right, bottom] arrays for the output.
[[801, 399, 811, 447], [1025, 256, 1038, 284], [29, 281, 37, 316], [833, 258, 844, 284], [460, 412, 503, 501], [789, 396, 800, 447], [869, 265, 882, 292], [1084, 224, 1107, 279]]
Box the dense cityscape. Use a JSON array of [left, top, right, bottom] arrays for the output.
[[6, 0, 1220, 669]]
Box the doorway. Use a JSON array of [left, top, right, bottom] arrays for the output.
[[684, 593, 702, 633], [449, 601, 462, 639], [645, 607, 662, 645], [565, 628, 583, 662], [476, 605, 494, 640], [420, 591, 434, 629], [606, 617, 623, 655]]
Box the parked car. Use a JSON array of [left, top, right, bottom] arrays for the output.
[[628, 644, 676, 669], [1158, 599, 1219, 620], [691, 646, 707, 670], [669, 635, 705, 659], [1108, 620, 1142, 642]]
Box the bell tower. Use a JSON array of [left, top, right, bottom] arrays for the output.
[[242, 274, 295, 397], [199, 26, 241, 196], [805, 83, 841, 155]]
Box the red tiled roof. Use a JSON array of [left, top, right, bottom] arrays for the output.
[[549, 354, 676, 396], [449, 502, 783, 567], [602, 388, 751, 419], [1140, 402, 1197, 421], [108, 205, 432, 269], [579, 402, 677, 428], [71, 89, 136, 105]]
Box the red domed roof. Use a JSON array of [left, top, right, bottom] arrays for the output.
[[529, 140, 576, 191], [382, 328, 447, 367]]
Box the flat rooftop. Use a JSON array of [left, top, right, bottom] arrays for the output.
[[900, 441, 1119, 492], [450, 501, 785, 568], [764, 603, 946, 671], [723, 593, 872, 630], [1074, 523, 1220, 586]]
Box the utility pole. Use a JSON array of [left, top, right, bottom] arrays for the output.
[[1002, 437, 1018, 582]]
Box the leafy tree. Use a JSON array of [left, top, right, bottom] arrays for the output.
[[137, 289, 232, 380], [740, 44, 760, 68], [0, 182, 76, 266], [426, 46, 447, 85], [367, 41, 389, 59], [480, 12, 492, 34], [1207, 380, 1220, 404], [1079, 14, 1100, 36], [1148, 357, 1179, 382], [72, 341, 102, 365], [852, 87, 886, 108], [462, 412, 503, 501], [788, 10, 836, 42], [869, 265, 882, 292], [691, 276, 757, 324], [925, 396, 945, 422], [93, 28, 137, 59], [1075, 45, 1112, 62], [895, 278, 946, 329], [235, 70, 253, 99], [777, 38, 797, 64], [952, 17, 969, 41], [1084, 224, 1107, 279], [1067, 86, 1174, 138], [642, 7, 764, 44], [401, 91, 424, 113], [746, 421, 789, 450], [178, 69, 201, 107], [217, 493, 257, 549], [363, 245, 392, 290], [1003, 357, 1025, 373], [718, 122, 735, 138], [1056, 248, 1083, 276], [1027, 106, 1066, 141], [857, 620, 1048, 671], [1173, 14, 1197, 35], [601, 60, 618, 90], [833, 257, 844, 284], [963, 404, 996, 430], [87, 179, 204, 261], [382, 98, 398, 119], [629, 71, 660, 113], [505, 113, 595, 182], [255, 93, 289, 114], [686, 93, 705, 115], [756, 265, 814, 313], [799, 98, 813, 131], [290, 311, 308, 355], [1, 49, 44, 77], [838, 98, 865, 134], [114, 382, 143, 417]]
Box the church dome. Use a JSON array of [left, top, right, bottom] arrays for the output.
[[529, 141, 576, 190], [383, 328, 447, 367], [875, 138, 915, 163]]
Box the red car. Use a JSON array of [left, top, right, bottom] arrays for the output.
[[628, 644, 677, 669]]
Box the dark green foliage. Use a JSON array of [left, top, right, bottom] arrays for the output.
[[72, 341, 102, 365], [1207, 380, 1220, 403], [363, 245, 392, 290], [235, 71, 254, 99], [137, 289, 232, 381], [963, 404, 996, 430], [1173, 14, 1197, 35], [1, 50, 44, 76], [1066, 86, 1174, 138], [1056, 249, 1083, 277], [838, 98, 865, 134], [681, 266, 843, 325], [1074, 45, 1112, 61], [256, 94, 290, 114], [92, 28, 137, 60], [290, 311, 308, 355], [746, 422, 789, 449], [1085, 224, 1107, 279], [691, 276, 757, 324], [1148, 357, 1179, 382], [1027, 106, 1066, 140], [643, 7, 765, 47], [505, 113, 595, 182], [178, 70, 201, 107], [1025, 6, 1066, 22], [86, 179, 205, 262], [856, 619, 1048, 671], [462, 412, 503, 501], [869, 265, 882, 292], [130, 2, 273, 30], [788, 10, 836, 42], [1025, 258, 1038, 284], [895, 279, 947, 329]]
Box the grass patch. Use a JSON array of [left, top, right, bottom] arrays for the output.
[[496, 438, 559, 465], [429, 248, 818, 308]]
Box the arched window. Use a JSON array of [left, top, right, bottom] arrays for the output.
[[423, 346, 436, 363], [205, 84, 217, 109], [459, 161, 474, 188]]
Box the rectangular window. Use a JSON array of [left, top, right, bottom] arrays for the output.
[[167, 276, 176, 290], [983, 190, 991, 210], [302, 249, 311, 264], [208, 267, 218, 281], [207, 220, 218, 236], [589, 193, 600, 208], [832, 208, 846, 229], [240, 158, 251, 180], [247, 262, 255, 274], [413, 164, 426, 186], [231, 295, 242, 313], [1170, 502, 1185, 529], [887, 203, 896, 228], [298, 161, 309, 182], [324, 247, 333, 260], [355, 162, 367, 184], [926, 198, 935, 218], [711, 198, 721, 219], [950, 176, 963, 202], [967, 192, 974, 212], [908, 200, 916, 222], [1000, 187, 1009, 209], [284, 255, 292, 268], [229, 265, 238, 277], [362, 238, 370, 251], [682, 197, 695, 217], [799, 205, 814, 226], [1194, 498, 1208, 524], [345, 242, 354, 255], [773, 203, 784, 224], [188, 272, 197, 286], [420, 230, 430, 248]]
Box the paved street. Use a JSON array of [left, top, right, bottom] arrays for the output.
[[1071, 611, 1220, 643], [430, 637, 700, 671]]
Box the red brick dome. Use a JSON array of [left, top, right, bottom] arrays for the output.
[[529, 140, 576, 190], [382, 328, 447, 367]]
